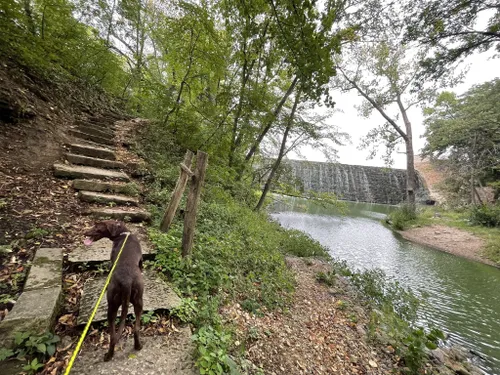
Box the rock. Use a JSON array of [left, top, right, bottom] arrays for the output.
[[66, 154, 124, 169], [71, 327, 196, 375], [68, 143, 115, 160], [349, 355, 358, 364], [54, 163, 129, 181], [448, 363, 471, 375], [78, 191, 138, 206], [69, 129, 114, 146], [0, 287, 62, 347], [87, 207, 151, 222], [24, 248, 62, 291], [72, 179, 134, 195], [430, 348, 446, 364], [368, 360, 378, 368], [77, 271, 181, 324]]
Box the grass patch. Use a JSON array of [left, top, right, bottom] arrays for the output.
[[389, 205, 500, 264]]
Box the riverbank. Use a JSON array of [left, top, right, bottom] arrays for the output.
[[399, 225, 498, 267], [390, 207, 500, 267]]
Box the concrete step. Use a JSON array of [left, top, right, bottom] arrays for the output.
[[87, 207, 151, 222], [76, 118, 117, 128], [54, 163, 130, 181], [68, 143, 116, 160], [71, 327, 196, 375], [69, 129, 114, 146], [66, 153, 124, 169], [0, 248, 62, 347], [68, 224, 152, 265], [78, 271, 182, 325], [75, 123, 114, 138], [72, 179, 139, 195], [79, 191, 139, 206]]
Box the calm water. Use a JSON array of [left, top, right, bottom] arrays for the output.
[[271, 197, 500, 374]]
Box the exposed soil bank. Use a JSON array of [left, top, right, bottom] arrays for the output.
[[399, 225, 497, 268]]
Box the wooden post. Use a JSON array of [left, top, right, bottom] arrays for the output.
[[160, 150, 194, 232], [182, 151, 208, 257]]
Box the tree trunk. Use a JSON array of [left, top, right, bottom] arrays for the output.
[[160, 150, 194, 232], [236, 76, 299, 181], [182, 151, 209, 257], [255, 89, 301, 210], [397, 97, 416, 210]]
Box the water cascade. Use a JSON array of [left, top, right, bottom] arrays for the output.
[[287, 160, 428, 205]]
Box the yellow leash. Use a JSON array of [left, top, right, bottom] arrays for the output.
[[64, 233, 130, 375]]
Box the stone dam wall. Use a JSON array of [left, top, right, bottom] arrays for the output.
[[286, 160, 429, 205]]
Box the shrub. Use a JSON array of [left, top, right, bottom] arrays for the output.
[[389, 204, 418, 230], [280, 229, 330, 258], [468, 204, 500, 228]]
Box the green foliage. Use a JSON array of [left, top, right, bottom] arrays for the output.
[[279, 229, 330, 258], [0, 331, 61, 371], [171, 298, 198, 323], [389, 205, 418, 230], [401, 328, 445, 373], [22, 358, 44, 374], [0, 347, 15, 361], [192, 326, 231, 375], [0, 0, 128, 96], [140, 310, 158, 324], [25, 227, 49, 239], [13, 331, 60, 360], [469, 204, 500, 228], [336, 263, 445, 374], [423, 81, 500, 203], [316, 271, 337, 287], [404, 0, 500, 78]]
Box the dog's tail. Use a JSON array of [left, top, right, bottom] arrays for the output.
[[116, 284, 131, 340]]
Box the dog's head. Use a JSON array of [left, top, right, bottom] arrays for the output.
[[84, 220, 129, 245]]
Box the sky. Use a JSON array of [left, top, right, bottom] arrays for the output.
[[294, 51, 499, 169]]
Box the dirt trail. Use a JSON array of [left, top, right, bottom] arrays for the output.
[[222, 257, 399, 374]]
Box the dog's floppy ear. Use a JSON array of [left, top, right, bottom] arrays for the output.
[[104, 221, 124, 238]]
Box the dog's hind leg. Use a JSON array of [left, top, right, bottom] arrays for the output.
[[131, 285, 143, 351], [132, 301, 143, 350], [104, 298, 119, 362]]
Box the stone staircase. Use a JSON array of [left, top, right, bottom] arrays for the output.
[[0, 116, 195, 375]]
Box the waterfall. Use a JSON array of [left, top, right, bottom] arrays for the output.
[[285, 160, 429, 204]]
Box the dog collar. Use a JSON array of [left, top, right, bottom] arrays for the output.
[[119, 231, 131, 236]]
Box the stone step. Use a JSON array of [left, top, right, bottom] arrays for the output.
[[68, 143, 116, 160], [71, 327, 196, 375], [77, 118, 117, 128], [66, 153, 124, 169], [79, 191, 139, 206], [78, 271, 182, 324], [0, 248, 63, 347], [88, 207, 151, 222], [54, 163, 130, 181], [68, 224, 153, 265], [69, 129, 114, 146], [72, 179, 138, 195], [76, 123, 114, 138]]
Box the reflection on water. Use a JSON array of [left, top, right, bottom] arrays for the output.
[[271, 196, 500, 374]]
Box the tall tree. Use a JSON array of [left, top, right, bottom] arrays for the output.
[[335, 34, 437, 209], [405, 0, 500, 79], [422, 80, 500, 203]]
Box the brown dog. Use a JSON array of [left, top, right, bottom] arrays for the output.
[[84, 220, 144, 361]]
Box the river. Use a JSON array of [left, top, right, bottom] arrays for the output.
[[271, 196, 500, 374]]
